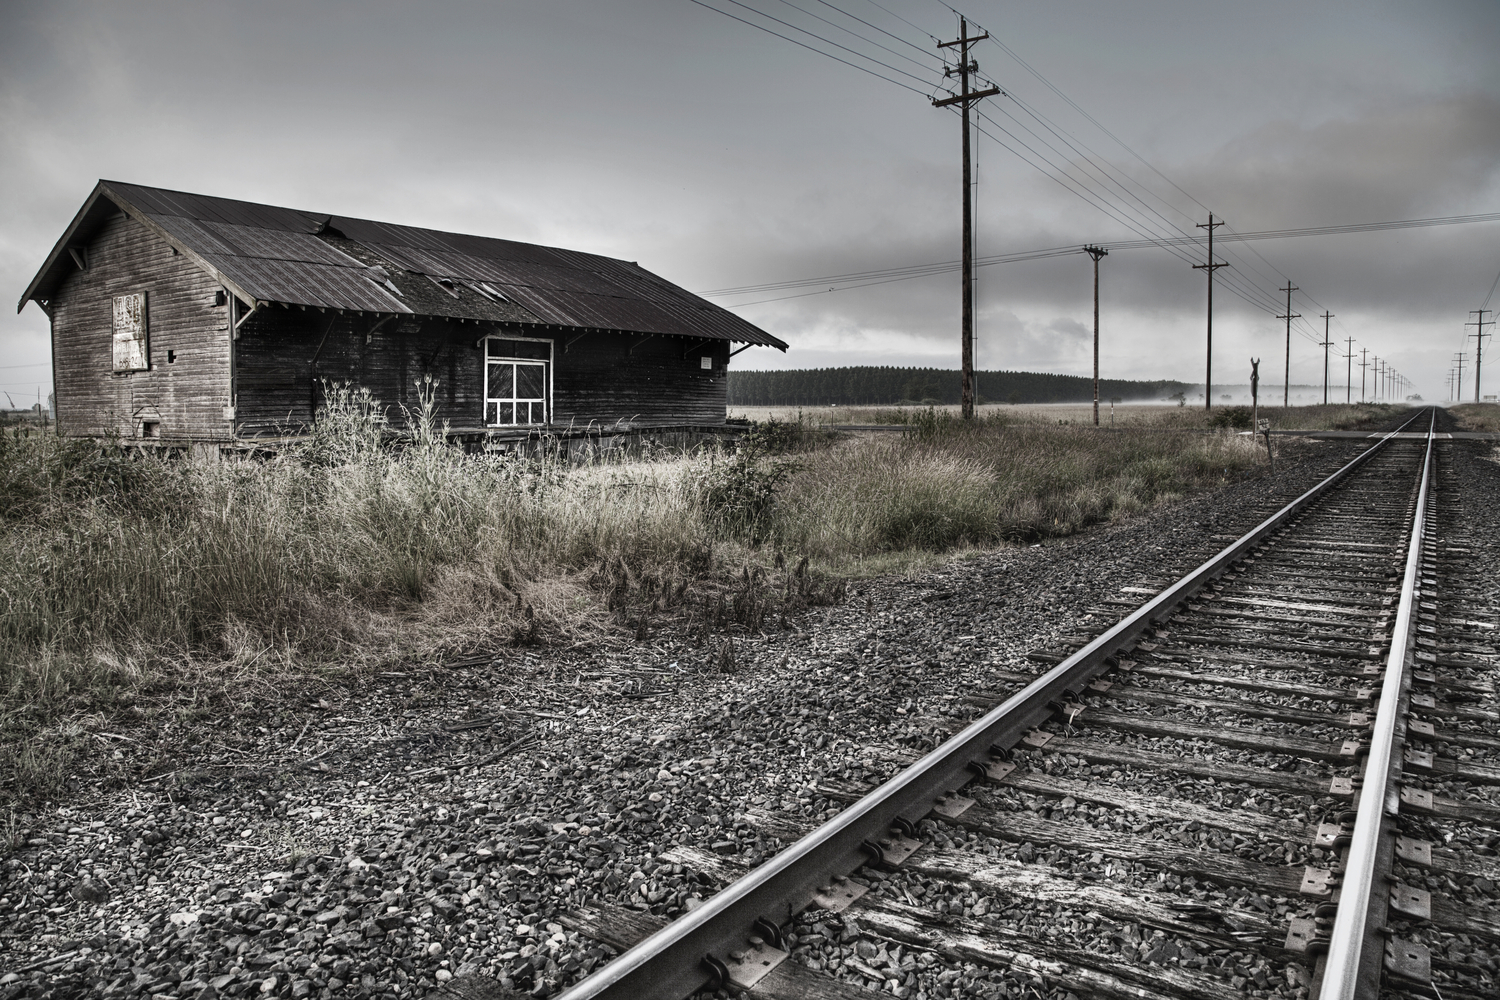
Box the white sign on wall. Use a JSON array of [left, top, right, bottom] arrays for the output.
[[112, 292, 149, 371]]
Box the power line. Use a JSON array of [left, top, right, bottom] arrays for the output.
[[809, 0, 935, 58], [1482, 262, 1500, 311], [694, 0, 1485, 385], [1095, 212, 1500, 250], [771, 0, 938, 75], [705, 245, 1082, 297], [687, 0, 937, 96], [708, 213, 1496, 308], [718, 249, 1082, 306], [934, 14, 1001, 419]]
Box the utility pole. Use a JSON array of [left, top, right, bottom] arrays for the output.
[[1085, 246, 1107, 426], [1277, 283, 1299, 407], [1343, 336, 1354, 404], [1455, 352, 1468, 402], [934, 18, 1000, 421], [1467, 309, 1494, 403], [1375, 358, 1383, 401], [1359, 348, 1369, 403], [1194, 214, 1229, 409], [1320, 312, 1334, 405]]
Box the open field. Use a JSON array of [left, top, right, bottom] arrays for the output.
[[0, 398, 1402, 832], [732, 400, 1407, 431], [1449, 401, 1500, 432]]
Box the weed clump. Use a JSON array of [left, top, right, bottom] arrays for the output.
[[1208, 406, 1253, 431]]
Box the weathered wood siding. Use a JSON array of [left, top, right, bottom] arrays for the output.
[[233, 318, 729, 435], [552, 333, 728, 428], [50, 214, 230, 440], [233, 312, 489, 436]]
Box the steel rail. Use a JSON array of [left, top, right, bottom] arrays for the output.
[[1318, 412, 1436, 1000], [556, 410, 1428, 1000]]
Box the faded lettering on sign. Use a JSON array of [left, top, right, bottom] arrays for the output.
[[112, 292, 149, 371]]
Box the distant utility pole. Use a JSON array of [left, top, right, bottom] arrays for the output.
[[934, 17, 1000, 421], [1320, 312, 1334, 404], [1468, 309, 1494, 402], [1455, 352, 1468, 401], [1277, 283, 1299, 406], [1194, 214, 1229, 409], [1085, 245, 1108, 426], [1359, 348, 1369, 403], [1343, 336, 1354, 403], [1375, 358, 1383, 401]]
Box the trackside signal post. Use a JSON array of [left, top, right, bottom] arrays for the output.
[[1251, 358, 1272, 471], [935, 17, 1000, 420]]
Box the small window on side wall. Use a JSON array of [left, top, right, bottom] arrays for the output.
[[112, 292, 149, 371]]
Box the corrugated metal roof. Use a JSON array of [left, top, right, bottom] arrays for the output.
[[20, 181, 786, 349]]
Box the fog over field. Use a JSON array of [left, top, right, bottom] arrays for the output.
[[1, 0, 1496, 401]]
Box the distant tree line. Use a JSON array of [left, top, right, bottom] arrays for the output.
[[727, 367, 1191, 406]]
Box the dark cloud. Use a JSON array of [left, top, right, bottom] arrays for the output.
[[3, 0, 1497, 400]]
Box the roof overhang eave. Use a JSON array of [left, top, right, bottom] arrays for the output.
[[15, 180, 263, 315], [734, 336, 789, 352], [17, 181, 112, 314], [99, 182, 263, 310]]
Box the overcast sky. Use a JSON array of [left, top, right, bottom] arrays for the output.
[[3, 0, 1498, 405]]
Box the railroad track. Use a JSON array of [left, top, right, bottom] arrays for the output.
[[546, 407, 1498, 1000]]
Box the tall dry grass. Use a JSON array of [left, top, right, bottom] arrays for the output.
[[1448, 402, 1500, 432], [2, 384, 710, 686], [2, 385, 1356, 826], [771, 413, 1263, 558], [0, 383, 731, 823]]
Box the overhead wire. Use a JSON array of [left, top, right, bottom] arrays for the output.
[[935, 27, 1302, 322], [809, 0, 936, 58], [864, 0, 943, 45], [685, 0, 937, 96], [707, 214, 1500, 302], [969, 108, 1300, 325], [712, 0, 940, 88], [697, 0, 1302, 321], [930, 3, 1350, 345], [693, 0, 1463, 390], [1482, 262, 1500, 311], [721, 249, 1083, 307], [769, 0, 941, 75], [941, 2, 1212, 222]]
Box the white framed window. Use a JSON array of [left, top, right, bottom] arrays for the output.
[[484, 335, 552, 426], [112, 292, 149, 371]]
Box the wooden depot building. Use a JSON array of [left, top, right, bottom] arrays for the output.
[[19, 181, 788, 450]]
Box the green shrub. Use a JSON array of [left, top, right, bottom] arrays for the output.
[[695, 451, 796, 543]]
